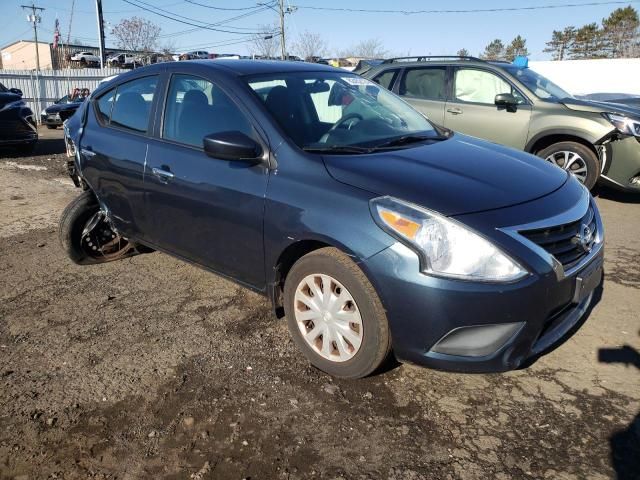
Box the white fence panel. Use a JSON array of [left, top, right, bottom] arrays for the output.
[[0, 68, 123, 117], [529, 59, 640, 96]]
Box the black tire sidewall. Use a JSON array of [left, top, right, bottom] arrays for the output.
[[538, 141, 600, 190], [283, 249, 389, 379], [59, 191, 100, 265]]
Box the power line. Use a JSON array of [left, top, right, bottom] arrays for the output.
[[158, 4, 276, 38], [184, 0, 268, 11], [291, 0, 640, 15], [120, 0, 269, 35]]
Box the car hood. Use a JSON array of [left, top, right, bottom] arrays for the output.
[[0, 92, 22, 108], [322, 134, 568, 216], [561, 97, 640, 118], [45, 103, 82, 114]]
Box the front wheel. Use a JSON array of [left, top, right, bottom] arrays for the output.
[[538, 141, 600, 190], [284, 247, 391, 379], [59, 191, 134, 265]]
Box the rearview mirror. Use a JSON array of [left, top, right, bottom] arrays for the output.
[[203, 131, 263, 163], [9, 88, 23, 96], [495, 93, 518, 111]]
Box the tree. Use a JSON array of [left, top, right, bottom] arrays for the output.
[[457, 48, 470, 57], [249, 24, 280, 58], [293, 30, 328, 61], [544, 27, 575, 60], [481, 39, 505, 60], [570, 23, 606, 58], [111, 17, 161, 53], [601, 6, 639, 57], [505, 35, 529, 61], [340, 38, 388, 58]]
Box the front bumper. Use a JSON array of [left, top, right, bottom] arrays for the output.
[[0, 109, 37, 145], [362, 183, 604, 373], [600, 136, 640, 192], [41, 113, 63, 126]]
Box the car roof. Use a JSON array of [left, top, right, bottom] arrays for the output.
[[187, 59, 341, 76]]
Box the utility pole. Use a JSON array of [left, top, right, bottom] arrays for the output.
[[95, 0, 105, 68], [21, 3, 44, 72], [66, 0, 76, 46], [278, 0, 286, 60]]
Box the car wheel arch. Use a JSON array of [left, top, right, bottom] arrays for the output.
[[268, 238, 362, 318], [526, 132, 599, 157]]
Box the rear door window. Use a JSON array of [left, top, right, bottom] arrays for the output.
[[110, 76, 157, 132], [372, 69, 398, 90], [399, 67, 447, 101]]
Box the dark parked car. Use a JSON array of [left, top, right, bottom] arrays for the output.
[[0, 82, 37, 153], [41, 91, 89, 129], [61, 60, 604, 379]]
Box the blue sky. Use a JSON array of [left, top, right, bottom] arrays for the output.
[[2, 0, 637, 59]]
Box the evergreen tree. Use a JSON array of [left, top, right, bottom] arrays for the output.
[[601, 6, 640, 57], [570, 23, 607, 58], [457, 48, 470, 57], [481, 39, 505, 60], [543, 27, 576, 60], [505, 35, 530, 61]]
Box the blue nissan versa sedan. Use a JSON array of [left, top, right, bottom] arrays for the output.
[[60, 60, 604, 379]]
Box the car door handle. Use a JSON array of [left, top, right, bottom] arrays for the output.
[[152, 167, 174, 181], [446, 107, 463, 115]]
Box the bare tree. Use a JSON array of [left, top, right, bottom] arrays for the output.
[[249, 23, 280, 58], [456, 48, 470, 57], [112, 17, 161, 52], [293, 30, 328, 61], [340, 38, 388, 58]]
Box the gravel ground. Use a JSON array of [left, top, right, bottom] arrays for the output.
[[0, 127, 638, 480]]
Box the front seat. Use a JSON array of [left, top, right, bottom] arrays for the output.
[[112, 92, 148, 131], [178, 89, 211, 146], [265, 86, 304, 145]]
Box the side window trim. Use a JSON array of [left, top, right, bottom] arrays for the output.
[[91, 73, 160, 137], [450, 67, 531, 107]]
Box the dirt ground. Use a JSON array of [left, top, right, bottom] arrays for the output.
[[0, 127, 638, 480]]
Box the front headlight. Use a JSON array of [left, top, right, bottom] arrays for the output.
[[370, 196, 527, 282], [41, 108, 48, 116], [604, 113, 640, 137]]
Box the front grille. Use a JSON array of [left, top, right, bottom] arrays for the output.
[[519, 204, 596, 272]]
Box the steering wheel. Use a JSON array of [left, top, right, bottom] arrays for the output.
[[320, 113, 364, 143]]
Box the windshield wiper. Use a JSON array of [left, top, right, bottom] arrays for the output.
[[302, 145, 373, 154], [371, 134, 449, 150]]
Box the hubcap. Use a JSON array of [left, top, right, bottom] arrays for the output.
[[545, 150, 589, 184], [294, 274, 363, 362]]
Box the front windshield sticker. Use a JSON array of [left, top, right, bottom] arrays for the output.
[[341, 76, 374, 86]]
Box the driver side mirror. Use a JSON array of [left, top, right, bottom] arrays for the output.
[[203, 131, 263, 163], [495, 93, 518, 112], [9, 88, 23, 96]]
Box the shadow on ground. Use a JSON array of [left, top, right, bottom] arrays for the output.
[[601, 334, 640, 480]]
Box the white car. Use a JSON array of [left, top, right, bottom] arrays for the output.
[[71, 51, 100, 64], [106, 53, 140, 68]]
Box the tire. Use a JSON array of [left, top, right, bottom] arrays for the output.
[[58, 191, 132, 265], [537, 141, 600, 190], [46, 125, 57, 129], [283, 247, 391, 379]]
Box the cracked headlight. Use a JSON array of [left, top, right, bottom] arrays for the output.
[[604, 113, 640, 137], [371, 196, 527, 282]]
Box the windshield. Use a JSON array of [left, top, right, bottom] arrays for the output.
[[502, 66, 573, 101], [246, 71, 439, 151]]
